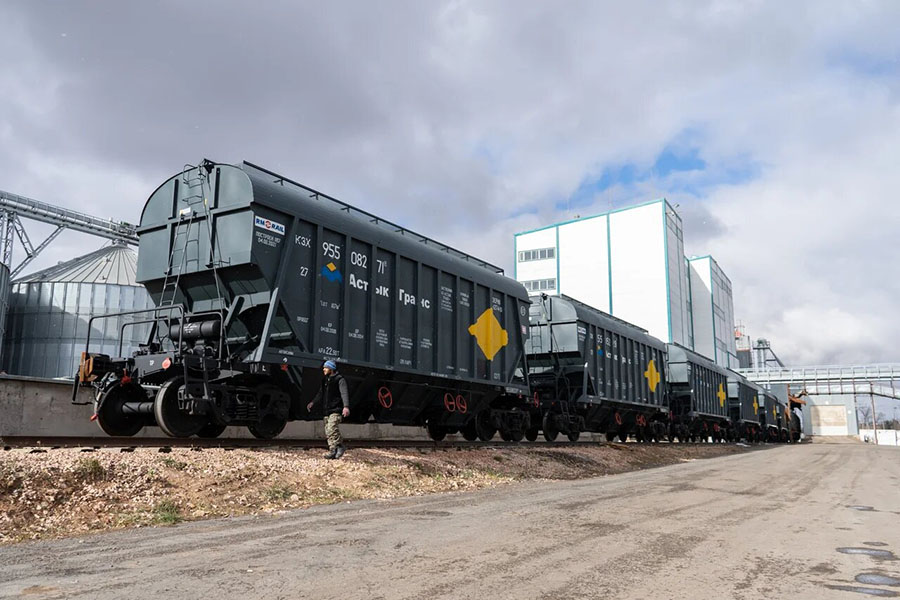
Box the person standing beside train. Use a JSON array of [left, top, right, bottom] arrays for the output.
[[307, 360, 350, 459]]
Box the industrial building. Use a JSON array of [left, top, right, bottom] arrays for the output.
[[1, 242, 152, 379], [514, 199, 692, 347], [514, 198, 736, 368], [801, 394, 859, 437], [687, 255, 738, 368]]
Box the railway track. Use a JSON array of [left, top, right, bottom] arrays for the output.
[[1, 436, 624, 451]]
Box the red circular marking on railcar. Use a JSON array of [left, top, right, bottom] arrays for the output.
[[636, 414, 646, 427], [614, 412, 623, 426], [455, 395, 467, 414], [443, 393, 456, 412], [377, 387, 393, 409], [533, 392, 540, 408], [161, 358, 172, 370]]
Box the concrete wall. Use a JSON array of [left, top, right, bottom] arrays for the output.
[[0, 375, 431, 440], [859, 429, 900, 446]]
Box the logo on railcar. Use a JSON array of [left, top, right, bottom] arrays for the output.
[[322, 262, 343, 283], [254, 215, 285, 235], [644, 359, 660, 393], [468, 308, 509, 361]]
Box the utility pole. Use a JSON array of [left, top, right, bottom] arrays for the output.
[[870, 383, 878, 445]]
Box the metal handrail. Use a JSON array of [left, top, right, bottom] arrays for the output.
[[84, 305, 187, 362]]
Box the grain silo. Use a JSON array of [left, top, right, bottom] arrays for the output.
[[2, 241, 152, 379], [0, 262, 9, 368]]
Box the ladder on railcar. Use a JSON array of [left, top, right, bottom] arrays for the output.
[[173, 162, 230, 357], [159, 209, 196, 310]]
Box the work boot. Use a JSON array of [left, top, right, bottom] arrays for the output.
[[323, 448, 337, 459], [334, 445, 346, 459]]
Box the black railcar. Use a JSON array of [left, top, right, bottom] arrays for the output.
[[727, 371, 763, 442], [526, 294, 668, 442], [76, 160, 532, 440], [666, 344, 731, 441], [757, 390, 785, 442]]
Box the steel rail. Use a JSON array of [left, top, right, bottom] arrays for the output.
[[0, 435, 778, 450]]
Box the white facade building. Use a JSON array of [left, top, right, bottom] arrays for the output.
[[514, 199, 692, 346], [802, 395, 859, 437], [687, 255, 738, 368]]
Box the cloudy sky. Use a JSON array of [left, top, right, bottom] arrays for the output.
[[1, 1, 898, 367]]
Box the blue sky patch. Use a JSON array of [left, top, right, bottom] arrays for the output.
[[555, 145, 761, 213]]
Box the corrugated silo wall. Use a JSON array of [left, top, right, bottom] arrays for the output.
[[0, 263, 9, 368], [1, 280, 153, 379]]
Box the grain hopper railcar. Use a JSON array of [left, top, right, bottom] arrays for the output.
[[665, 344, 731, 442], [726, 372, 764, 442], [758, 391, 789, 443], [75, 160, 533, 440], [526, 294, 668, 443]]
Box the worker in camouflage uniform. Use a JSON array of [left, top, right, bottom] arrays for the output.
[[307, 360, 350, 459]]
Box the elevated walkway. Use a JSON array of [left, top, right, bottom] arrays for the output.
[[738, 364, 900, 400]]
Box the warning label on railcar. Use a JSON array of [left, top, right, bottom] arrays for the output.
[[255, 230, 281, 248]]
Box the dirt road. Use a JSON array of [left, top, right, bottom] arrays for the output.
[[2, 443, 899, 599]]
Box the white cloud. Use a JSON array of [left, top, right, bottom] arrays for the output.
[[1, 0, 898, 365]]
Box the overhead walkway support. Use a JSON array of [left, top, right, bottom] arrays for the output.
[[0, 190, 138, 276]]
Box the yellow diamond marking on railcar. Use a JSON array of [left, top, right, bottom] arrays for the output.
[[326, 262, 337, 272], [717, 383, 726, 408], [753, 396, 759, 415], [644, 359, 660, 393], [468, 308, 509, 361]]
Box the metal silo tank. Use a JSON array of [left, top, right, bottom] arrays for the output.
[[0, 262, 9, 369], [2, 241, 153, 379]]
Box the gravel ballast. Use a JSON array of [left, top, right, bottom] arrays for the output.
[[0, 442, 755, 545]]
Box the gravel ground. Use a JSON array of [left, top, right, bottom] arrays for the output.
[[0, 442, 751, 545]]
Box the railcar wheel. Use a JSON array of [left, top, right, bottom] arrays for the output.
[[605, 431, 616, 442], [566, 430, 580, 443], [618, 431, 628, 443], [427, 421, 447, 442], [525, 427, 539, 442], [461, 421, 478, 441], [197, 423, 227, 438], [475, 411, 496, 442], [248, 415, 287, 440], [542, 413, 559, 442], [155, 379, 205, 438], [95, 383, 146, 437]]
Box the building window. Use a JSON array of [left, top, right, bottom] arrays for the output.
[[521, 278, 557, 293], [517, 247, 556, 262]]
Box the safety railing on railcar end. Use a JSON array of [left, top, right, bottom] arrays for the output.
[[71, 304, 219, 405]]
